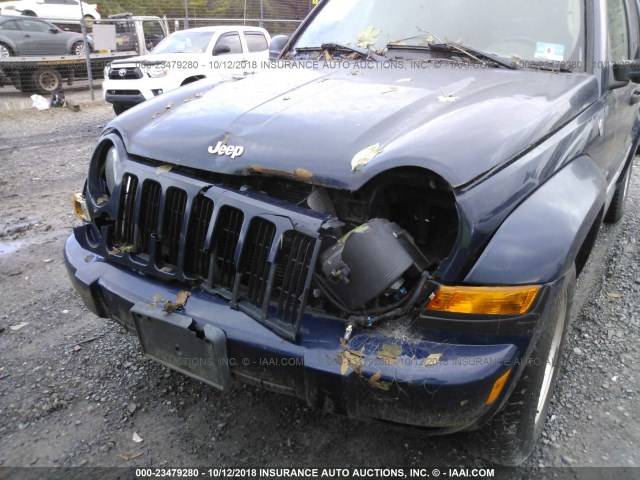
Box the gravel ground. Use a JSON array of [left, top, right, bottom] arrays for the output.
[[0, 104, 638, 479]]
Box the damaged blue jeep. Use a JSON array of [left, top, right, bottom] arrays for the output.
[[65, 0, 638, 465]]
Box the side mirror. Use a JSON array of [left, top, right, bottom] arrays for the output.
[[212, 44, 231, 56], [269, 35, 289, 61], [50, 28, 59, 34], [612, 61, 640, 84]]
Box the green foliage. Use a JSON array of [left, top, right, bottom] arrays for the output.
[[95, 0, 311, 20]]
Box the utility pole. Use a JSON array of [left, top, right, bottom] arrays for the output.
[[259, 0, 264, 28], [185, 0, 190, 29], [78, 1, 94, 100]]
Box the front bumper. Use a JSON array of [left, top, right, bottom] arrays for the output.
[[63, 234, 561, 432], [102, 77, 178, 107]]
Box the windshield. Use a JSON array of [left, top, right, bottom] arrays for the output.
[[293, 0, 585, 67], [153, 31, 214, 54]]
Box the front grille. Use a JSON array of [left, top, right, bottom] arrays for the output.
[[184, 196, 214, 278], [137, 180, 161, 256], [159, 188, 187, 268], [115, 174, 138, 246], [210, 206, 244, 289], [111, 176, 322, 339], [273, 231, 316, 326], [239, 218, 277, 306], [109, 67, 143, 80]]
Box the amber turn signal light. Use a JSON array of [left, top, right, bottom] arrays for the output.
[[426, 285, 540, 315], [73, 193, 91, 223]]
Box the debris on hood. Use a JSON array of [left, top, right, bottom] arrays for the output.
[[351, 143, 382, 171], [437, 88, 459, 103], [357, 26, 381, 49], [156, 165, 173, 175]]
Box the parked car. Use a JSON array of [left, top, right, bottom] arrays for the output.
[[102, 25, 271, 115], [66, 0, 637, 467], [0, 15, 91, 57], [0, 0, 100, 23]]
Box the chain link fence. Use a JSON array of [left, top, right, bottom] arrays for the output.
[[0, 0, 315, 98]]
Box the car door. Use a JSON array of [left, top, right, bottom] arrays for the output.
[[40, 0, 74, 21], [17, 18, 66, 54], [599, 0, 640, 186], [212, 31, 245, 65], [243, 30, 269, 62], [0, 19, 25, 54]]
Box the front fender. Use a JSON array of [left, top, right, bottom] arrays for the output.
[[464, 156, 606, 285]]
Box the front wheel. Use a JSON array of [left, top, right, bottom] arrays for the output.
[[463, 267, 575, 466]]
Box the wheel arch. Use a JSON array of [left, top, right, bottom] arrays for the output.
[[464, 155, 607, 285], [181, 75, 206, 86]]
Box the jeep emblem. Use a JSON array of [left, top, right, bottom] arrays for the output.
[[208, 141, 244, 159], [118, 69, 127, 77]]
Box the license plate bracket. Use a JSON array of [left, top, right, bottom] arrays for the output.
[[131, 303, 231, 391]]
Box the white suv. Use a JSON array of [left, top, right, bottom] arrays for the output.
[[103, 26, 271, 115]]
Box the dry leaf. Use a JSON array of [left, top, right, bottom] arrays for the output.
[[176, 290, 191, 307], [156, 164, 173, 175], [163, 290, 191, 312], [369, 370, 382, 383], [10, 322, 29, 331], [351, 143, 382, 171], [378, 343, 402, 360], [160, 266, 174, 273], [357, 26, 381, 49], [369, 380, 391, 391], [151, 294, 165, 306], [340, 356, 349, 376], [606, 292, 623, 299], [118, 452, 143, 461], [424, 353, 443, 367]]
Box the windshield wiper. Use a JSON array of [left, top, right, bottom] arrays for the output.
[[523, 60, 574, 73], [296, 42, 385, 61], [387, 42, 518, 70]]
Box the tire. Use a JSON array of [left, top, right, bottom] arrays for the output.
[[72, 41, 85, 56], [32, 68, 62, 94], [463, 267, 576, 466], [604, 160, 633, 224], [0, 43, 12, 59], [113, 104, 129, 116]]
